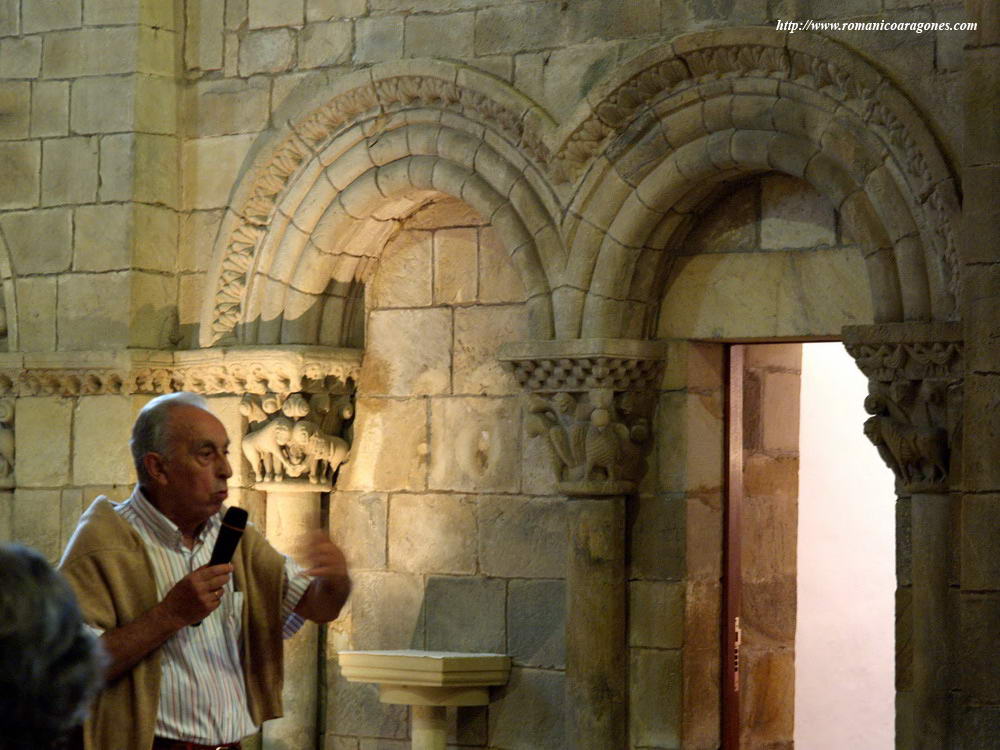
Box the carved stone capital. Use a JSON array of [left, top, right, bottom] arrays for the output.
[[502, 339, 665, 496], [844, 323, 963, 494], [240, 390, 354, 493]]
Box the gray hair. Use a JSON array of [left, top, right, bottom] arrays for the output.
[[0, 544, 104, 749], [130, 391, 212, 484]]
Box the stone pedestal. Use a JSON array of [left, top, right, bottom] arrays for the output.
[[339, 650, 511, 750], [263, 489, 322, 750], [565, 495, 627, 750]]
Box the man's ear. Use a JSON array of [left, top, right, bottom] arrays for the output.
[[143, 452, 169, 485]]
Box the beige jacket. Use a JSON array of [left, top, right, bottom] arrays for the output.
[[59, 497, 288, 750]]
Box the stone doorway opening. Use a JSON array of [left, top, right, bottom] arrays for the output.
[[723, 342, 895, 749]]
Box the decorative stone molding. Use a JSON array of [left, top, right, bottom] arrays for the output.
[[844, 323, 962, 494], [500, 339, 665, 495], [0, 347, 362, 398], [241, 391, 354, 492]]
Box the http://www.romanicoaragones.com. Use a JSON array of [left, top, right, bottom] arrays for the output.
[[775, 19, 978, 34]]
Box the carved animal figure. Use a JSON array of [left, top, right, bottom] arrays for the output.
[[583, 407, 629, 482], [307, 430, 350, 484], [863, 415, 949, 490], [242, 416, 293, 483]]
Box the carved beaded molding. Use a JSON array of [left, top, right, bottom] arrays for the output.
[[0, 348, 362, 398]]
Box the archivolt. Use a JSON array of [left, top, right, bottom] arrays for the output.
[[198, 61, 561, 347], [555, 28, 960, 338]]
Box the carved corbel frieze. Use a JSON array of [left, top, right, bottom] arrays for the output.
[[500, 339, 665, 496], [844, 323, 963, 494], [240, 390, 354, 493]]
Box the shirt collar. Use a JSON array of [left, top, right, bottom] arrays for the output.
[[124, 485, 222, 550]]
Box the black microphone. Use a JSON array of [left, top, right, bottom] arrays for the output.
[[192, 507, 248, 627]]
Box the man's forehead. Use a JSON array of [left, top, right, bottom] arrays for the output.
[[168, 404, 229, 444]]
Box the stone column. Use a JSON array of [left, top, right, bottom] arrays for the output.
[[264, 488, 322, 750], [499, 338, 666, 750], [845, 323, 963, 750], [564, 492, 627, 750], [238, 387, 355, 750]]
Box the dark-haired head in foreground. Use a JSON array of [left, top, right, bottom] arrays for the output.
[[0, 544, 104, 750]]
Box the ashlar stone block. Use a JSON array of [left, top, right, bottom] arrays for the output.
[[387, 493, 477, 574], [239, 28, 295, 75], [71, 77, 136, 134], [453, 304, 528, 396], [23, 0, 81, 33], [405, 12, 473, 59], [478, 226, 525, 304], [16, 398, 73, 487], [31, 80, 69, 138], [249, 0, 303, 28], [98, 134, 133, 202], [0, 82, 29, 139], [474, 3, 562, 56], [188, 77, 269, 137], [629, 648, 682, 749], [961, 495, 1000, 590], [2, 208, 73, 274], [13, 489, 62, 562], [73, 396, 136, 486], [185, 0, 224, 71], [433, 227, 477, 304], [424, 575, 505, 653], [353, 16, 403, 64], [308, 0, 366, 20], [369, 230, 432, 309], [429, 397, 521, 493], [43, 28, 138, 77], [57, 272, 130, 349], [299, 20, 352, 68], [508, 579, 566, 668], [73, 204, 129, 271], [488, 667, 565, 750], [349, 570, 426, 651], [42, 137, 99, 206], [760, 174, 836, 249], [330, 491, 387, 570], [129, 271, 177, 348], [478, 495, 566, 578], [182, 133, 255, 209], [134, 133, 180, 208], [14, 276, 57, 351], [0, 141, 40, 209], [2, 37, 41, 80], [338, 397, 428, 492], [0, 0, 16, 34], [630, 580, 684, 649], [629, 493, 685, 582], [360, 307, 451, 396], [327, 667, 409, 739]]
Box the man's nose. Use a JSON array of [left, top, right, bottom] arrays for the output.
[[218, 454, 233, 479]]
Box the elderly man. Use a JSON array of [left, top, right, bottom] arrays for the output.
[[59, 392, 351, 750]]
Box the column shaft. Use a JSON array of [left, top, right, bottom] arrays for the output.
[[263, 491, 322, 750], [911, 493, 953, 749], [565, 496, 627, 750]]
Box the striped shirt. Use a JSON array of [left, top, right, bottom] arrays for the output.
[[109, 486, 310, 744]]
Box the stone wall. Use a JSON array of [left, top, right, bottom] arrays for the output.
[[0, 1, 992, 749]]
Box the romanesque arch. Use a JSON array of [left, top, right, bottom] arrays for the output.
[[198, 61, 562, 348], [552, 28, 961, 338]]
